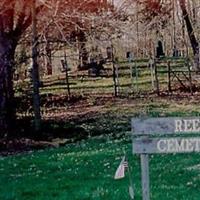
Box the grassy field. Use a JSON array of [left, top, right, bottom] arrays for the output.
[[2, 136, 200, 200], [22, 57, 191, 97], [2, 96, 200, 199]]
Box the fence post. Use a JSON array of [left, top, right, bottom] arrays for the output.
[[111, 44, 119, 97], [167, 61, 172, 93], [64, 52, 71, 98], [149, 58, 155, 90], [113, 63, 118, 97], [134, 61, 139, 93], [130, 63, 133, 91], [154, 60, 160, 95], [186, 58, 193, 95], [116, 63, 119, 95]]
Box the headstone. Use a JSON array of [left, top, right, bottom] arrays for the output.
[[156, 40, 165, 58], [127, 51, 134, 62], [106, 47, 113, 60], [173, 46, 179, 57]]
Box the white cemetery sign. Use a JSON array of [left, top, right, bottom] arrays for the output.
[[132, 117, 200, 200]]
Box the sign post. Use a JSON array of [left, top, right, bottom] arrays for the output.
[[141, 153, 150, 200], [132, 117, 200, 200]]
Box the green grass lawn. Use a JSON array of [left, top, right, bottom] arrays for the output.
[[1, 135, 200, 200], [15, 58, 193, 98], [2, 96, 200, 199]]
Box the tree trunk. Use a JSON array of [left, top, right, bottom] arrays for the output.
[[179, 0, 199, 69], [0, 34, 17, 137], [32, 0, 41, 133]]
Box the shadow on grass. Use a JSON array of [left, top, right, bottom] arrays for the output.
[[15, 117, 89, 141]]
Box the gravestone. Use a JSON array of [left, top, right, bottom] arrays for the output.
[[106, 46, 113, 61], [156, 40, 165, 58], [173, 46, 179, 57], [127, 51, 134, 62]]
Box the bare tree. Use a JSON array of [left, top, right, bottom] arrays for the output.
[[0, 0, 117, 137], [179, 0, 199, 68]]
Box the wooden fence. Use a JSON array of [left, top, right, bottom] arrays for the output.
[[15, 57, 200, 117]]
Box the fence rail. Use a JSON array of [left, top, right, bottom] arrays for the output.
[[15, 57, 200, 100]]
